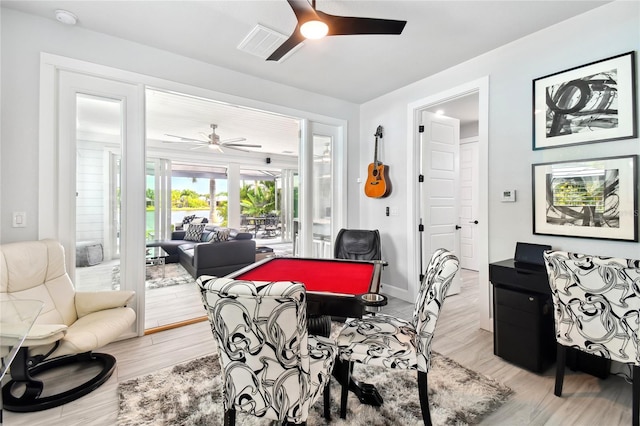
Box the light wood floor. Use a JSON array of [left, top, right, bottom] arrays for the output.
[[3, 269, 633, 425]]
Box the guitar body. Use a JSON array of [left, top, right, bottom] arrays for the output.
[[364, 125, 391, 198], [365, 162, 391, 198]]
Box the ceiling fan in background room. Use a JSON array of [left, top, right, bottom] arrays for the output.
[[163, 124, 262, 152], [267, 0, 407, 61]]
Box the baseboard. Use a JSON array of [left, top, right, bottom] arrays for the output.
[[380, 282, 412, 302]]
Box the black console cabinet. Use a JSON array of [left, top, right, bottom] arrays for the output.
[[490, 259, 556, 373], [490, 258, 611, 377]]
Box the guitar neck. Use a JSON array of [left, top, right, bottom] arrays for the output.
[[373, 136, 379, 165], [373, 125, 383, 165]]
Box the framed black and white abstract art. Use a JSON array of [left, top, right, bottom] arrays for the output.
[[533, 51, 637, 150], [532, 155, 638, 241]]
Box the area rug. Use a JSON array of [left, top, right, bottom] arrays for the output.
[[117, 352, 512, 425], [112, 263, 196, 290]]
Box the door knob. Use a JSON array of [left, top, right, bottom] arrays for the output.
[[455, 225, 462, 230], [469, 220, 479, 224]]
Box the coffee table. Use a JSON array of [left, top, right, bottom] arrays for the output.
[[146, 246, 168, 278]]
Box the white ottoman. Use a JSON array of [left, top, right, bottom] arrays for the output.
[[76, 241, 104, 267]]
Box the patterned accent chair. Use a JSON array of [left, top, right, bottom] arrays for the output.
[[336, 248, 459, 424], [543, 251, 640, 425], [0, 239, 136, 412], [198, 276, 338, 425]]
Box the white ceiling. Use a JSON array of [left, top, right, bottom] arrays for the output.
[[3, 0, 610, 157]]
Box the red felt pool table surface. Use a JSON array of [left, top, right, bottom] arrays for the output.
[[231, 257, 381, 295]]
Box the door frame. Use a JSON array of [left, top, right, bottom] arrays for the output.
[[407, 76, 491, 331]]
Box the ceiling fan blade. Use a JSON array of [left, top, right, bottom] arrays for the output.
[[267, 31, 305, 61], [164, 134, 208, 143], [318, 11, 407, 36], [286, 0, 317, 21], [220, 137, 247, 144], [222, 142, 262, 148], [223, 145, 252, 153], [189, 145, 208, 151]]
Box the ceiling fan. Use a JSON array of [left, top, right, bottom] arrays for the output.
[[163, 124, 262, 152], [267, 0, 407, 61]]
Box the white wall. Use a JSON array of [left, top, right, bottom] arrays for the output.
[[0, 8, 360, 243], [359, 1, 640, 299]]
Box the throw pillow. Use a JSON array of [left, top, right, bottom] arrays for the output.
[[182, 214, 196, 225], [184, 223, 206, 242], [210, 228, 231, 242], [191, 217, 205, 225]]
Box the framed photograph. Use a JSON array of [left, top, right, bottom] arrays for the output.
[[533, 51, 637, 150], [532, 155, 638, 241]]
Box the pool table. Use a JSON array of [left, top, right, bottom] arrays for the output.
[[227, 256, 388, 407], [227, 256, 386, 319]]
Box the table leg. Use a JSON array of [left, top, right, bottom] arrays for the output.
[[307, 315, 384, 408], [332, 359, 384, 407]]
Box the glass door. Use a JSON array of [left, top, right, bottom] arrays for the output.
[[146, 158, 171, 242], [311, 135, 333, 258], [297, 121, 344, 258], [53, 70, 145, 335], [74, 94, 123, 291], [280, 169, 298, 250]]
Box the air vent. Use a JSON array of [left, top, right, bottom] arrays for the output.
[[238, 24, 302, 61]]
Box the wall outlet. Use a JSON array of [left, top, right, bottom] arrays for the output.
[[12, 211, 26, 227]]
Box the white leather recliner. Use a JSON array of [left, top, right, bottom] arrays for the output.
[[0, 239, 136, 412]]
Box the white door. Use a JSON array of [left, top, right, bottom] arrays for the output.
[[55, 71, 145, 333], [298, 120, 346, 258], [459, 139, 479, 271], [420, 111, 461, 294]]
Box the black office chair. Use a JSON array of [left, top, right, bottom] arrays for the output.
[[334, 228, 382, 262]]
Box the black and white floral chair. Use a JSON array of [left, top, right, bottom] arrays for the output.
[[198, 276, 338, 426], [336, 248, 459, 425], [543, 251, 640, 425]]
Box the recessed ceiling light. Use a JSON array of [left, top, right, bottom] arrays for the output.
[[55, 9, 78, 25]]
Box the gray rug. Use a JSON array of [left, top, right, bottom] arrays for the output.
[[117, 352, 512, 425], [112, 263, 195, 290]]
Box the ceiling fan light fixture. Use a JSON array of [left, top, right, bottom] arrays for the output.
[[300, 20, 328, 39]]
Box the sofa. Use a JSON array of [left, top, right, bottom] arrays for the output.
[[147, 225, 256, 278]]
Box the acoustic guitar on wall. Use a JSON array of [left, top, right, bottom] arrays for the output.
[[364, 125, 391, 198]]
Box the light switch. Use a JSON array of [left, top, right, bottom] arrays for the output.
[[12, 212, 26, 228]]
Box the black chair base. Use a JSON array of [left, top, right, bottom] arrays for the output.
[[339, 361, 432, 425], [307, 315, 332, 338], [2, 348, 116, 412]]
